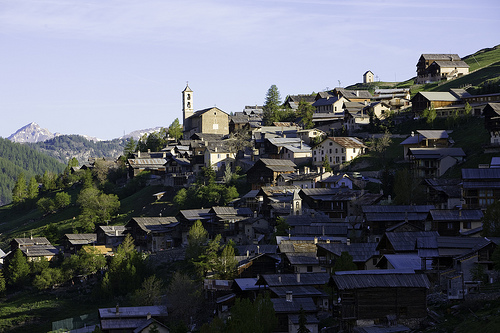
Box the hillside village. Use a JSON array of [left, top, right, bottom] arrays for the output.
[[3, 51, 500, 333]]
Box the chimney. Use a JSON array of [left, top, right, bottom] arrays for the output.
[[296, 273, 301, 283], [163, 152, 166, 158], [278, 275, 282, 283], [257, 245, 260, 254], [314, 237, 318, 244], [147, 312, 151, 320], [148, 148, 151, 153], [116, 304, 120, 315], [347, 238, 351, 246], [246, 250, 250, 258], [137, 150, 141, 158], [115, 229, 119, 236], [304, 166, 309, 174], [286, 291, 293, 302]]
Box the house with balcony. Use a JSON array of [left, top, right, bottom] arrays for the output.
[[408, 147, 465, 178], [461, 168, 500, 210]]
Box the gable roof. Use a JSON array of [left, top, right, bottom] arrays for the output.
[[378, 231, 439, 252], [408, 147, 466, 159], [128, 217, 179, 233], [414, 91, 460, 102], [258, 272, 330, 287], [271, 297, 317, 313], [420, 54, 461, 61], [429, 209, 483, 221], [332, 272, 430, 290], [316, 242, 378, 263]]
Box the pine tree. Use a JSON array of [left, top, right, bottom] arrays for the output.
[[27, 176, 39, 200], [6, 249, 30, 287], [263, 85, 282, 126]]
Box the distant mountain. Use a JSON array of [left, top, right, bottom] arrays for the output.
[[8, 122, 57, 143], [119, 127, 164, 140]]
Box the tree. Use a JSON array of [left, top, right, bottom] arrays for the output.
[[5, 249, 30, 287], [0, 271, 6, 294], [32, 267, 64, 290], [54, 191, 71, 210], [263, 85, 282, 126], [481, 200, 500, 237], [194, 234, 222, 277], [123, 138, 137, 157], [37, 197, 55, 214], [322, 155, 332, 172], [393, 168, 425, 205], [297, 306, 311, 333], [131, 275, 165, 306], [101, 234, 145, 296], [168, 118, 183, 140], [41, 170, 57, 191], [166, 272, 203, 326], [464, 101, 472, 117], [77, 187, 120, 231], [226, 293, 277, 333], [27, 176, 39, 200], [297, 100, 315, 129], [423, 106, 437, 127], [186, 220, 208, 260], [370, 130, 392, 164], [12, 173, 27, 204], [215, 243, 238, 279], [333, 251, 357, 272], [275, 216, 290, 236]]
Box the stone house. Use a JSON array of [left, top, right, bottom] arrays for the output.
[[312, 137, 367, 168]]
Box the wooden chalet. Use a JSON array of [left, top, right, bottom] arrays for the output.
[[376, 231, 439, 256], [206, 206, 253, 240], [177, 208, 211, 245], [362, 205, 434, 241], [411, 91, 460, 115], [483, 102, 500, 145], [428, 209, 483, 236], [125, 217, 181, 252], [461, 168, 500, 210], [10, 237, 51, 251], [300, 188, 360, 220], [422, 178, 461, 209], [62, 233, 97, 254], [399, 130, 451, 160], [272, 295, 318, 333], [316, 242, 379, 272], [99, 305, 168, 333], [331, 271, 430, 328], [96, 225, 127, 248], [246, 158, 296, 190]]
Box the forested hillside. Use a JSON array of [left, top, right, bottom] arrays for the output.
[[28, 135, 126, 165], [0, 138, 65, 205]]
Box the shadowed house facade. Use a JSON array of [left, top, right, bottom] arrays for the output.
[[332, 271, 430, 329]]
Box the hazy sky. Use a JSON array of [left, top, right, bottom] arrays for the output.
[[1, 0, 498, 140]]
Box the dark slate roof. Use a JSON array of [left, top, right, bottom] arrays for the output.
[[433, 60, 469, 68], [316, 242, 379, 263], [420, 54, 461, 61], [270, 285, 323, 298], [291, 225, 348, 237], [259, 273, 330, 287], [312, 96, 342, 107], [99, 305, 166, 319], [335, 88, 373, 100], [429, 209, 483, 221], [332, 272, 430, 290], [462, 168, 500, 180], [64, 233, 97, 245], [129, 217, 179, 233], [211, 206, 253, 216], [408, 148, 465, 159], [271, 297, 317, 313], [380, 231, 439, 252], [98, 225, 127, 237], [423, 178, 461, 198], [285, 252, 320, 265], [285, 212, 332, 226], [20, 245, 59, 257], [362, 205, 434, 223], [13, 237, 51, 247], [258, 158, 297, 167], [376, 254, 430, 270], [179, 208, 211, 221]]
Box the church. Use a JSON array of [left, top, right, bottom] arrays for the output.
[[182, 84, 229, 139]]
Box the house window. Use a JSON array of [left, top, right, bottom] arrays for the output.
[[353, 148, 356, 153], [307, 266, 313, 272], [329, 142, 332, 146], [336, 148, 338, 153], [342, 156, 345, 162], [330, 156, 332, 162], [329, 149, 332, 154], [447, 222, 454, 230], [463, 221, 471, 229], [336, 157, 339, 163], [341, 148, 345, 153]]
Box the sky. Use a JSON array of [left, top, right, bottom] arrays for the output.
[[0, 0, 499, 141]]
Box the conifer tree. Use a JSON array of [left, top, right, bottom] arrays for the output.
[[12, 173, 27, 204]]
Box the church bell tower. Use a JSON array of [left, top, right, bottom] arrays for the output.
[[182, 83, 194, 123]]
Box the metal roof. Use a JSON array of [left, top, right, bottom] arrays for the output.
[[429, 209, 483, 221], [259, 273, 330, 287], [99, 305, 166, 319]]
